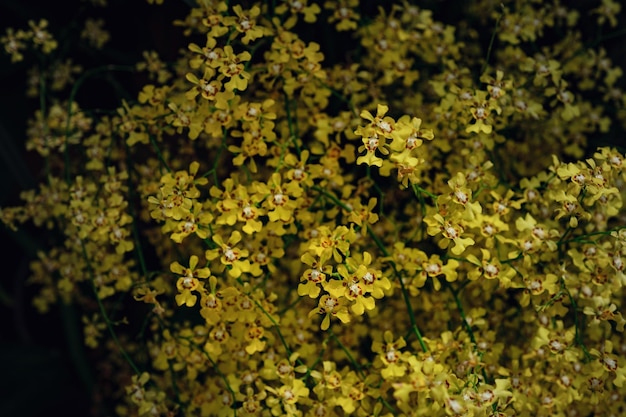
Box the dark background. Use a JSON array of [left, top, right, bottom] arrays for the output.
[[0, 1, 189, 416], [0, 1, 624, 416]]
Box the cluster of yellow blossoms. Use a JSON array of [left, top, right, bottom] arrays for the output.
[[2, 0, 626, 415]]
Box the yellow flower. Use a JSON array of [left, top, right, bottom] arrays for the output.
[[1, 28, 28, 62], [419, 255, 459, 290], [424, 213, 475, 255], [310, 360, 343, 390], [226, 5, 269, 44], [275, 0, 322, 23], [219, 45, 252, 91], [324, 0, 360, 31], [468, 212, 510, 249], [298, 252, 330, 298], [170, 201, 213, 243], [348, 197, 379, 228], [465, 90, 499, 134], [591, 341, 626, 387], [372, 330, 407, 379], [307, 225, 354, 264], [171, 255, 210, 307], [325, 262, 376, 316], [236, 198, 265, 235], [198, 276, 238, 325], [335, 371, 374, 413], [466, 248, 517, 286], [206, 230, 251, 278], [520, 272, 559, 307], [552, 189, 591, 228], [356, 137, 385, 167], [82, 314, 105, 348], [28, 19, 58, 54], [490, 188, 522, 217], [513, 212, 559, 255], [391, 114, 433, 151], [443, 171, 482, 220], [186, 70, 222, 101], [188, 36, 223, 69], [355, 104, 411, 165], [592, 0, 622, 27], [354, 251, 390, 299], [285, 149, 314, 187], [81, 18, 110, 49], [255, 172, 301, 223], [359, 104, 394, 137], [266, 378, 310, 416], [308, 294, 351, 330]]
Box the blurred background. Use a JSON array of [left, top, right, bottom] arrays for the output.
[[0, 1, 188, 415]]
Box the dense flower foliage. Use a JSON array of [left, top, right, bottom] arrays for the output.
[[2, 0, 626, 416]]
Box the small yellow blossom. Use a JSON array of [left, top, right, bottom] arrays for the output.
[[171, 255, 211, 307], [308, 294, 351, 330], [206, 230, 251, 278]]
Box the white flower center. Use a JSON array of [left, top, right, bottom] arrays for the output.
[[349, 282, 361, 296], [444, 225, 458, 239], [484, 264, 499, 276], [454, 190, 468, 204], [609, 155, 622, 166], [386, 347, 398, 362], [532, 227, 545, 239], [283, 389, 295, 402], [367, 137, 379, 151], [293, 168, 304, 180], [310, 269, 321, 281], [425, 263, 441, 275], [603, 356, 618, 371], [290, 0, 303, 10], [612, 255, 624, 271], [377, 120, 391, 133], [224, 248, 236, 262], [243, 205, 254, 218]]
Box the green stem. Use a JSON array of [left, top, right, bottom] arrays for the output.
[[275, 92, 300, 172], [80, 240, 142, 376], [149, 133, 172, 173], [329, 329, 365, 378], [393, 263, 428, 353], [447, 282, 491, 383], [412, 183, 438, 201], [447, 283, 477, 345], [479, 4, 504, 77], [167, 359, 185, 415], [561, 279, 592, 361], [252, 297, 293, 356], [60, 301, 95, 398], [558, 225, 626, 246]]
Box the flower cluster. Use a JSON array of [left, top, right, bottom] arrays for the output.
[[2, 0, 626, 416]]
